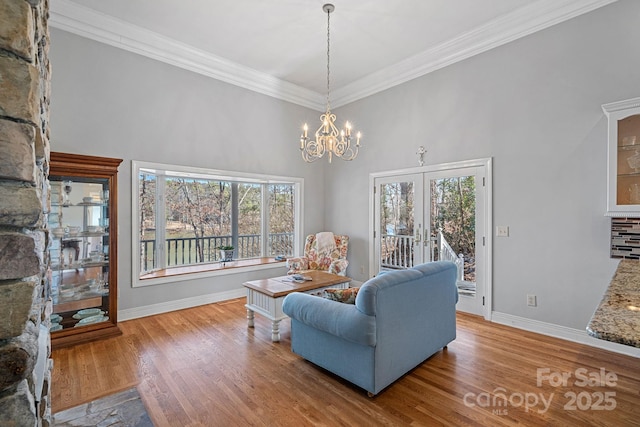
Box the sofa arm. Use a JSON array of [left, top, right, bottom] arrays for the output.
[[282, 293, 376, 346], [286, 257, 309, 274], [328, 259, 349, 276]]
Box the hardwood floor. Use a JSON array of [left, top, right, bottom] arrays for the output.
[[51, 298, 640, 426]]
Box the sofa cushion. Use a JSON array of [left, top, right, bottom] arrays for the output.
[[323, 287, 359, 304], [282, 292, 376, 347]]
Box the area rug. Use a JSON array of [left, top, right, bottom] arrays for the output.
[[54, 387, 154, 427]]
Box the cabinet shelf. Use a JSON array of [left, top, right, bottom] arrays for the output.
[[56, 232, 108, 240], [51, 202, 107, 208], [617, 145, 640, 152], [50, 261, 109, 271], [76, 202, 107, 207], [53, 295, 103, 313], [617, 172, 640, 178]]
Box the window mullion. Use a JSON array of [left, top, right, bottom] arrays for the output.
[[231, 182, 239, 257], [261, 184, 269, 257], [156, 175, 167, 270]]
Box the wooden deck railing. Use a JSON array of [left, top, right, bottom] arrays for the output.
[[380, 230, 464, 281], [141, 232, 293, 271]]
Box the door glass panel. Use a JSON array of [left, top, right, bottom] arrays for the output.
[[429, 176, 476, 295], [379, 181, 415, 270]]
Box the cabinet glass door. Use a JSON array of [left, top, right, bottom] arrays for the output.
[[49, 178, 111, 332], [616, 114, 640, 205], [603, 97, 640, 216]]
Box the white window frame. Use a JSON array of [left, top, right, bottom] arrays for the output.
[[131, 160, 304, 287]]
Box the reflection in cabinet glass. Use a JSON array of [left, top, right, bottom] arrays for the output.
[[49, 152, 122, 348], [603, 97, 640, 216]]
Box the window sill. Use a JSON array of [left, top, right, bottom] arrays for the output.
[[135, 258, 288, 287]]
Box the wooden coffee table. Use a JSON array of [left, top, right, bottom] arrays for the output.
[[243, 270, 351, 342]]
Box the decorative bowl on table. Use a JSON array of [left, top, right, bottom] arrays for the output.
[[89, 251, 104, 262], [52, 227, 65, 238], [59, 288, 75, 298], [67, 226, 81, 236], [75, 314, 109, 326], [73, 308, 105, 320]]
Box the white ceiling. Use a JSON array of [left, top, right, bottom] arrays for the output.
[[51, 0, 617, 110]]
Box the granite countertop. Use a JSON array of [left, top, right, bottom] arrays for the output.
[[587, 259, 640, 348]]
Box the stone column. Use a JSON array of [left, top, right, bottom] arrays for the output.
[[0, 0, 53, 426]]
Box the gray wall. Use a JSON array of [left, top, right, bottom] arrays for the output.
[[49, 29, 325, 311], [328, 0, 639, 330], [50, 1, 639, 331]]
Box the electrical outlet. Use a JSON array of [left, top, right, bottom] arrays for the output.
[[496, 226, 509, 237], [527, 294, 537, 307], [360, 265, 365, 274]]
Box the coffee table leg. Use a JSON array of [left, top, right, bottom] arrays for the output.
[[271, 320, 281, 342], [247, 308, 255, 328]]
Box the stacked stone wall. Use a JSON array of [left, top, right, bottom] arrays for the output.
[[0, 0, 52, 425]]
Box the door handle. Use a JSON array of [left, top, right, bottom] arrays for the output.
[[415, 225, 421, 243]]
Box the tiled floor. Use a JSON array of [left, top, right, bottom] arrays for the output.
[[54, 388, 153, 427]]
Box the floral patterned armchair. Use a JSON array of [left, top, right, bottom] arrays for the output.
[[286, 233, 349, 276]]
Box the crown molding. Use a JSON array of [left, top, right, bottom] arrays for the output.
[[50, 0, 617, 111], [330, 0, 618, 108], [602, 96, 640, 114], [49, 0, 325, 111]]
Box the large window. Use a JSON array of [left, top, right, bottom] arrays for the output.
[[132, 161, 303, 286]]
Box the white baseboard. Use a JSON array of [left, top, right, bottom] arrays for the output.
[[491, 311, 640, 358], [118, 288, 245, 321]]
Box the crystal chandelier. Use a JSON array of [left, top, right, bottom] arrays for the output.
[[300, 3, 361, 163]]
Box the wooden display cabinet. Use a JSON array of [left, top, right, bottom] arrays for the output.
[[603, 97, 640, 216], [48, 152, 122, 348]]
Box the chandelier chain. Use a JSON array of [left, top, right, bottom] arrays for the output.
[[326, 7, 331, 111]]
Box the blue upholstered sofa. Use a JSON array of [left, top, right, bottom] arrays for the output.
[[282, 261, 458, 396]]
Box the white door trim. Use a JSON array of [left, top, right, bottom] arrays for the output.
[[369, 158, 493, 320]]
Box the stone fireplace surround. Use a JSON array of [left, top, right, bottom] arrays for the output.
[[0, 0, 53, 425]]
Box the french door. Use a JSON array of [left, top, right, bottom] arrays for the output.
[[371, 160, 491, 317]]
